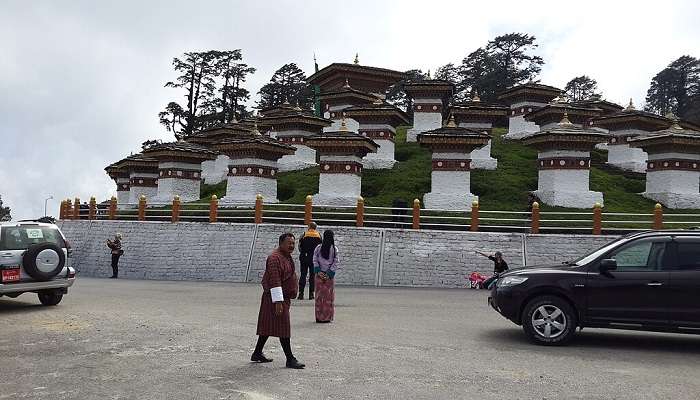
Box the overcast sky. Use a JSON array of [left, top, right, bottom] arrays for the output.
[[1, 0, 699, 220]]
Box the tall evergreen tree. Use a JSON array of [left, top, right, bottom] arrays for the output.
[[564, 75, 601, 101], [455, 33, 544, 102], [159, 51, 219, 137], [159, 50, 256, 137], [645, 55, 700, 118], [257, 63, 312, 110], [0, 195, 11, 222]]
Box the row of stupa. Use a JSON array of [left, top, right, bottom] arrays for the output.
[[104, 61, 700, 209]]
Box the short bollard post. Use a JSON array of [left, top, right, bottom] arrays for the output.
[[356, 196, 365, 227], [172, 195, 181, 223], [65, 199, 73, 220], [254, 194, 263, 224], [653, 203, 663, 230], [470, 200, 479, 232], [592, 203, 602, 235], [138, 195, 147, 221], [530, 202, 540, 234], [304, 195, 313, 225], [412, 199, 420, 230], [88, 196, 96, 220], [73, 197, 80, 220], [59, 200, 66, 220], [108, 196, 117, 220], [209, 195, 218, 223]]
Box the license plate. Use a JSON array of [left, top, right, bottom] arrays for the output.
[[1, 268, 20, 283]]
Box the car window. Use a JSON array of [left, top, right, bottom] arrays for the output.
[[672, 239, 700, 271], [609, 239, 666, 271], [0, 226, 65, 251]]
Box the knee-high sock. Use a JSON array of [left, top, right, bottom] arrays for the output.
[[254, 335, 268, 354], [279, 337, 294, 360]]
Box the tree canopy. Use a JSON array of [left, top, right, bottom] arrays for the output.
[[159, 50, 256, 138], [564, 75, 601, 102], [257, 63, 312, 110], [645, 55, 700, 122]]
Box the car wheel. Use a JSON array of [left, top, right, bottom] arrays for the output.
[[522, 295, 577, 346], [38, 290, 63, 306]]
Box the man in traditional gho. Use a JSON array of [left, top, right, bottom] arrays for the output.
[[297, 222, 322, 300], [251, 233, 305, 369]]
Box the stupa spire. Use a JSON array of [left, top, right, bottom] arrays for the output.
[[446, 115, 457, 128], [354, 53, 359, 65], [558, 112, 573, 126]]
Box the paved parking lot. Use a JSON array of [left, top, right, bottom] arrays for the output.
[[1, 278, 699, 400]]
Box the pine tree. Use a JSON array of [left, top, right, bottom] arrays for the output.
[[0, 195, 11, 222], [257, 63, 312, 110]]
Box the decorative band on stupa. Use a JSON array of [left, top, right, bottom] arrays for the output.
[[629, 115, 700, 209], [142, 140, 218, 203], [521, 113, 609, 208], [417, 115, 491, 209], [305, 117, 379, 206]]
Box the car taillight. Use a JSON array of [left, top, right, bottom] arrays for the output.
[[65, 239, 73, 258], [68, 269, 76, 278]]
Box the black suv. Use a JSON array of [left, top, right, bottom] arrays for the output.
[[489, 230, 700, 345]]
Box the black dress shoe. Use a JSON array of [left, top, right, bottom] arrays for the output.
[[286, 357, 305, 369], [308, 293, 314, 300], [109, 276, 117, 279], [250, 352, 273, 363], [296, 292, 304, 300]]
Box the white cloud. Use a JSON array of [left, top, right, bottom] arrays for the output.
[[1, 0, 698, 219]]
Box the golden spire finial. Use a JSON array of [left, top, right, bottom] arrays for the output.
[[373, 96, 383, 105], [294, 100, 302, 111], [446, 115, 457, 128], [625, 98, 635, 111], [559, 112, 573, 126], [354, 53, 359, 64], [342, 78, 351, 89], [472, 89, 481, 102], [340, 116, 349, 132], [426, 69, 431, 79]]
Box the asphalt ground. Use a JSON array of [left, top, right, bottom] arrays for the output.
[[1, 278, 699, 400]]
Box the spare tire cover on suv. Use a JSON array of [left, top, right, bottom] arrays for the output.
[[22, 242, 66, 281]]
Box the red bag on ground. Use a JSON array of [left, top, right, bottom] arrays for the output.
[[468, 272, 487, 289]]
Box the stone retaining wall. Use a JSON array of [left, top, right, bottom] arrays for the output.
[[58, 221, 618, 288]]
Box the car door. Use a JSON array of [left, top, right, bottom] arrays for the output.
[[585, 236, 671, 327], [666, 237, 700, 330]]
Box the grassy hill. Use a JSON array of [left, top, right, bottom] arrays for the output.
[[201, 127, 666, 213]]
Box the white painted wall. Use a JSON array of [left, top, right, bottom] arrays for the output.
[[153, 178, 200, 203], [201, 155, 230, 185], [607, 144, 647, 173], [128, 172, 158, 204], [457, 122, 496, 170], [407, 97, 443, 142], [278, 144, 316, 171], [535, 150, 603, 208], [313, 155, 363, 205], [221, 176, 277, 204]]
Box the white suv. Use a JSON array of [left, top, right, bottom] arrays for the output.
[[0, 221, 76, 306]]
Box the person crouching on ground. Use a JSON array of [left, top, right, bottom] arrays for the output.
[[313, 230, 339, 323], [298, 222, 322, 300], [106, 233, 123, 279], [476, 251, 508, 289], [251, 232, 305, 369]]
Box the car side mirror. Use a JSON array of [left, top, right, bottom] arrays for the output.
[[599, 258, 617, 272]]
